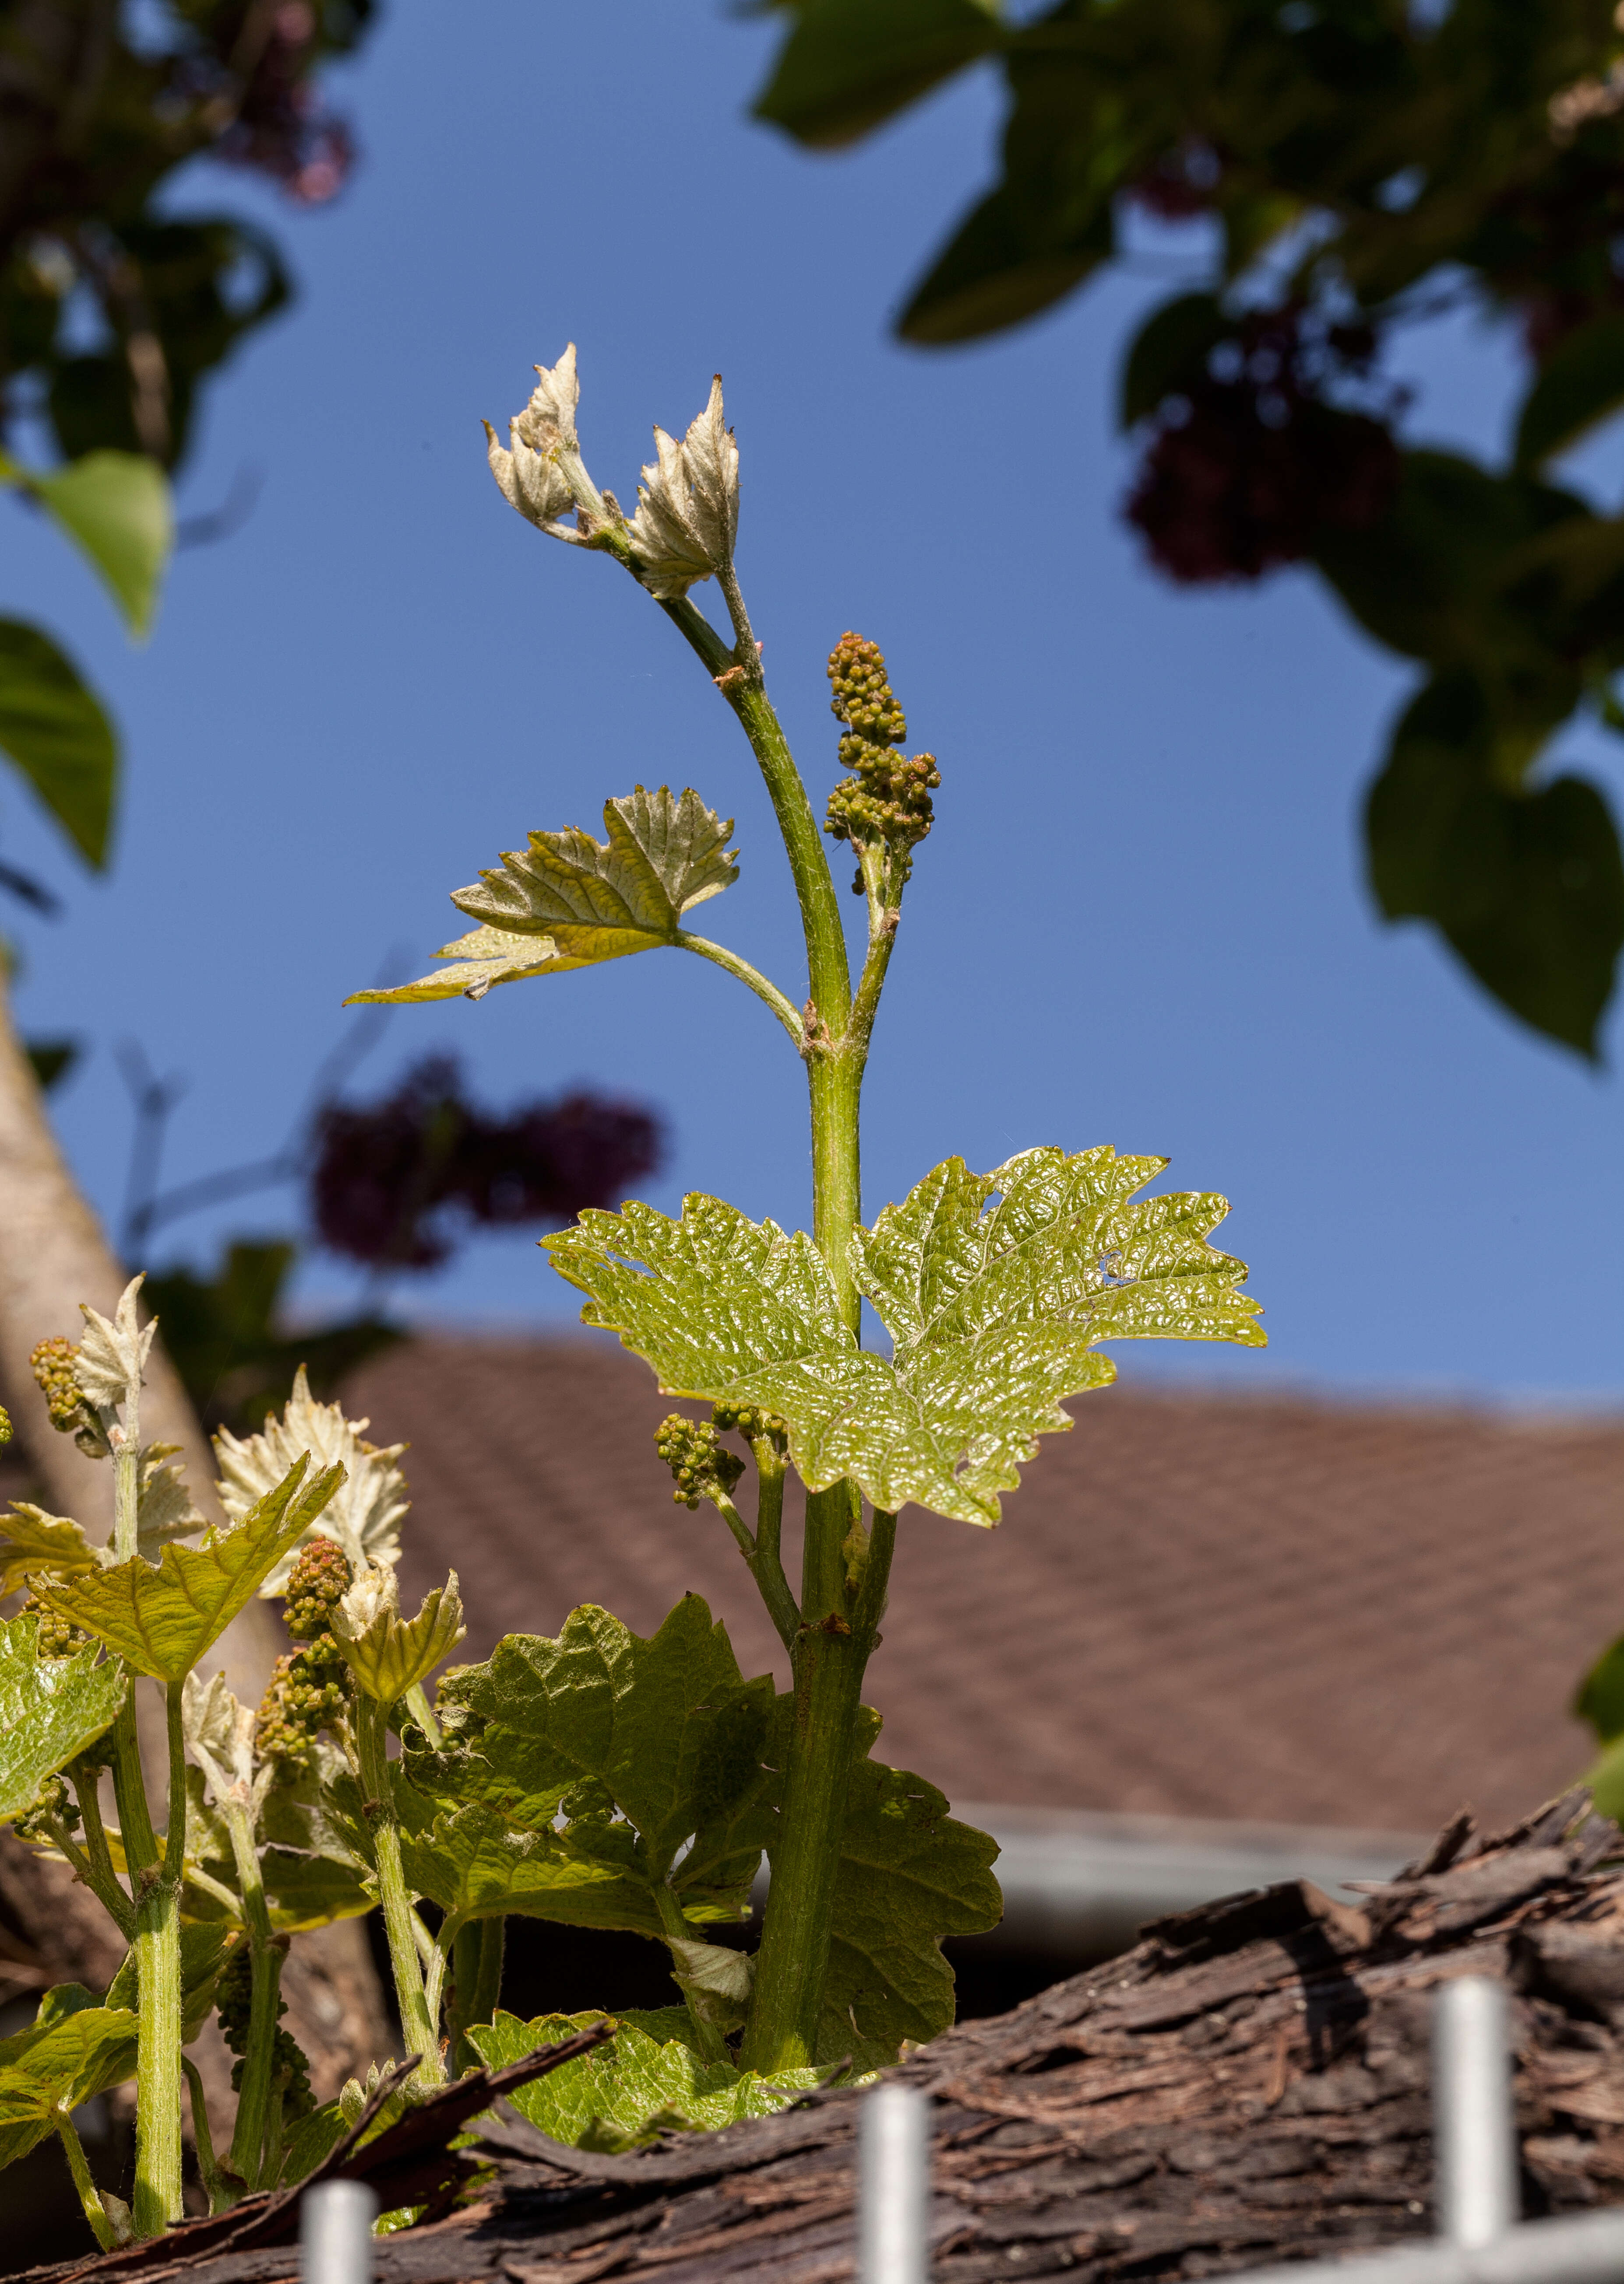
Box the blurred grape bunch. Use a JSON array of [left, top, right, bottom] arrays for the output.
[[0, 0, 377, 469], [746, 0, 1624, 1059], [139, 1057, 666, 1432]]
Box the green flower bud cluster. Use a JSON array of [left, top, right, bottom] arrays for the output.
[[256, 1539, 355, 1768], [13, 1773, 79, 1845], [24, 1595, 88, 1659], [823, 631, 939, 885], [709, 1399, 787, 1450], [214, 1943, 314, 2115], [30, 1337, 88, 1432], [654, 1414, 744, 1509], [0, 1404, 11, 1446]]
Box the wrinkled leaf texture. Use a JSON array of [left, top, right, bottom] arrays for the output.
[[0, 1615, 126, 1825], [547, 1147, 1262, 1527]]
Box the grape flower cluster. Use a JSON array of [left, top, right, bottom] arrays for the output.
[[256, 1537, 354, 1769], [654, 1415, 745, 1510], [214, 1942, 314, 2115], [823, 634, 940, 892]]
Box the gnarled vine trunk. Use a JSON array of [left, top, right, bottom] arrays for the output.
[[28, 1789, 1624, 2284]]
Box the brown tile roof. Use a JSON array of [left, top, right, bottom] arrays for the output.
[[347, 1336, 1624, 1837]]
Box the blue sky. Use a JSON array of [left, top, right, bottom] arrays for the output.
[[3, 2, 1620, 1404]]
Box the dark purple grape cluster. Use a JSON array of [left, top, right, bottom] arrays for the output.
[[308, 1057, 664, 1273], [1125, 309, 1402, 583], [172, 1, 366, 205], [1131, 138, 1226, 220]]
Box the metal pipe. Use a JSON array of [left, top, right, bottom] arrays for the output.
[[1229, 2210, 1624, 2284], [1434, 1976, 1519, 2248], [301, 2180, 379, 2284], [859, 2084, 930, 2284]]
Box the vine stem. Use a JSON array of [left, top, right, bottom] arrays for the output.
[[131, 1682, 187, 2238], [222, 1797, 280, 2191], [357, 1695, 443, 2086], [182, 2057, 229, 2212], [448, 1916, 505, 2076], [674, 933, 804, 1047], [54, 2106, 116, 2250]]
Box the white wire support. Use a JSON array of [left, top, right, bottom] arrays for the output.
[[860, 2084, 930, 2284], [301, 2179, 379, 2284], [1434, 1976, 1521, 2248], [1219, 2209, 1624, 2284]]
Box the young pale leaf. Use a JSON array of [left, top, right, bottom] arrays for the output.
[[441, 1597, 771, 1892], [0, 2003, 140, 2166], [450, 786, 738, 950], [25, 453, 173, 640], [332, 1567, 464, 1702], [548, 1149, 1262, 1525], [30, 1457, 344, 1683], [215, 1365, 409, 1592], [0, 1507, 99, 1600], [812, 1755, 1000, 2070], [469, 2010, 823, 2147], [75, 1274, 154, 1410], [0, 617, 117, 869], [137, 1444, 206, 1553], [344, 925, 562, 1007], [0, 1616, 126, 1823], [626, 379, 740, 599], [398, 1804, 665, 1938], [345, 787, 737, 1008]]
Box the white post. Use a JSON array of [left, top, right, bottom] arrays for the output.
[[860, 2084, 930, 2284], [302, 2180, 379, 2284], [1434, 1976, 1519, 2249]]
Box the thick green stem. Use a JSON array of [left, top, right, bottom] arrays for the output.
[[358, 1697, 443, 2086], [222, 1800, 280, 2191], [131, 1684, 186, 2238], [448, 1916, 505, 2076], [55, 2107, 116, 2250]]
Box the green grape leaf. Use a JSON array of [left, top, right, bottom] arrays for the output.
[[346, 786, 737, 1007], [399, 1803, 665, 1937], [0, 2003, 140, 2166], [469, 2009, 822, 2147], [23, 452, 173, 640], [407, 1598, 775, 1929], [105, 1924, 237, 2043], [0, 617, 117, 868], [0, 1615, 126, 1823], [547, 1147, 1262, 1526], [753, 0, 1001, 149], [0, 1507, 100, 1600], [278, 2100, 350, 2187], [1515, 313, 1624, 472], [813, 1756, 1000, 2069], [333, 1574, 464, 1703], [29, 1456, 344, 1683], [345, 926, 561, 1007]]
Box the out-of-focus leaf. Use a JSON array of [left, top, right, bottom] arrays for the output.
[[278, 2101, 349, 2186], [347, 786, 737, 1007], [0, 2003, 139, 2166], [1576, 1634, 1624, 1747], [24, 1039, 78, 1093], [0, 618, 116, 868], [547, 1150, 1261, 1527], [469, 2009, 823, 2147], [0, 1507, 99, 1601], [754, 0, 1001, 148], [1515, 314, 1624, 472], [25, 453, 173, 639], [1119, 293, 1225, 429], [1366, 672, 1624, 1056], [30, 1457, 343, 1682], [899, 178, 1113, 345], [0, 1615, 126, 1824]]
